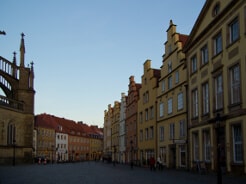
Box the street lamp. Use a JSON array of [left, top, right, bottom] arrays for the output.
[[51, 145, 54, 164], [113, 145, 116, 166], [13, 139, 16, 166], [216, 113, 222, 184], [130, 140, 133, 169]]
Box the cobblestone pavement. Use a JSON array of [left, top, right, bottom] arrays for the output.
[[0, 161, 245, 184]]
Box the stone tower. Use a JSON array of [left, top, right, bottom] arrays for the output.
[[0, 33, 35, 164]]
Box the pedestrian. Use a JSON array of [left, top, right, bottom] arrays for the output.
[[157, 156, 163, 170], [149, 156, 155, 171]]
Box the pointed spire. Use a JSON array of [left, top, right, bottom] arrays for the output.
[[30, 61, 34, 71], [20, 32, 25, 67], [170, 19, 173, 26], [12, 51, 17, 78], [13, 51, 16, 65]]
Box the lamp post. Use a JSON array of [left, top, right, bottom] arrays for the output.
[[51, 145, 54, 164], [216, 113, 222, 184], [113, 145, 116, 166], [12, 139, 16, 166], [130, 140, 133, 169]]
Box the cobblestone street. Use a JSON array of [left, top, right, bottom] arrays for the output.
[[0, 162, 245, 184]]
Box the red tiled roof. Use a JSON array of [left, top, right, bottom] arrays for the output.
[[35, 113, 103, 137], [179, 34, 189, 46]]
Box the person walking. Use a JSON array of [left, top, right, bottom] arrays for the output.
[[149, 156, 155, 171], [157, 156, 163, 170]]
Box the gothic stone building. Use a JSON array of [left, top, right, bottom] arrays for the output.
[[0, 33, 35, 165]]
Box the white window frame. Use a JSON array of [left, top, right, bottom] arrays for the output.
[[230, 64, 240, 104], [161, 80, 165, 92], [214, 32, 222, 55], [168, 98, 173, 114], [192, 89, 198, 118], [191, 55, 197, 73], [175, 71, 179, 84], [168, 76, 172, 89], [232, 124, 243, 163], [202, 82, 209, 115], [179, 120, 186, 138], [169, 123, 175, 140], [159, 102, 164, 117], [215, 74, 223, 110], [203, 130, 211, 162], [159, 126, 164, 141], [229, 17, 239, 44], [201, 44, 208, 65], [177, 92, 183, 110]]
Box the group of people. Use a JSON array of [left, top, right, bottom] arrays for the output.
[[149, 156, 163, 171]]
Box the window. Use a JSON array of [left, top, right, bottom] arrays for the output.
[[168, 98, 173, 114], [202, 82, 209, 115], [214, 32, 222, 55], [201, 44, 208, 65], [150, 106, 154, 119], [139, 112, 143, 123], [177, 92, 183, 110], [215, 74, 223, 110], [230, 64, 240, 104], [159, 126, 164, 141], [175, 71, 179, 84], [191, 55, 197, 73], [168, 76, 172, 89], [149, 126, 154, 139], [232, 124, 243, 163], [145, 128, 149, 140], [179, 120, 186, 137], [7, 124, 16, 145], [159, 102, 164, 117], [168, 61, 172, 73], [192, 89, 198, 118], [145, 109, 149, 121], [160, 147, 167, 165], [168, 44, 172, 54], [213, 3, 220, 17], [146, 91, 149, 103], [229, 17, 239, 44], [193, 133, 199, 161], [161, 80, 165, 92], [169, 123, 175, 140], [203, 130, 211, 162]]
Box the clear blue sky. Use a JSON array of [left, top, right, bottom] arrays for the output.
[[1, 0, 205, 127]]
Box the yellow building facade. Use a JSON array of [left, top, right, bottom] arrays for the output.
[[184, 0, 246, 174], [157, 20, 188, 169], [111, 101, 120, 162], [137, 60, 160, 165]]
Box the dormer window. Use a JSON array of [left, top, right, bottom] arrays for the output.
[[213, 2, 220, 17]]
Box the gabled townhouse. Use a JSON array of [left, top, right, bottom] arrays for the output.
[[88, 125, 103, 160], [111, 101, 120, 162], [157, 20, 188, 169], [138, 60, 160, 165], [103, 104, 113, 160], [119, 93, 127, 163], [184, 0, 246, 174], [35, 115, 56, 162], [126, 76, 141, 164], [55, 126, 68, 162]]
